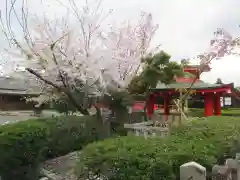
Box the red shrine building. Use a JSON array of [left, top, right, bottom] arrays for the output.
[[146, 65, 234, 117]]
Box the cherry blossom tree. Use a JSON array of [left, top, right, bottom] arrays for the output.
[[0, 0, 159, 115], [177, 28, 240, 120], [184, 29, 238, 95]]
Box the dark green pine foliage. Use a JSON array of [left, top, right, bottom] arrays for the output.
[[215, 78, 223, 84], [128, 51, 183, 94], [180, 58, 190, 66]]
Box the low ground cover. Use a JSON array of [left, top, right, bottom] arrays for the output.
[[188, 108, 240, 117], [76, 116, 240, 180]]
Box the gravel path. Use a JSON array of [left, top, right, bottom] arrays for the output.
[[42, 152, 79, 180], [0, 110, 60, 125]]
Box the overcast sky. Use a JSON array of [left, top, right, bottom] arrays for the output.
[[1, 0, 240, 85]]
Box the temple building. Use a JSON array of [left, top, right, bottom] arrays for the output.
[[0, 76, 40, 110], [147, 65, 238, 117]]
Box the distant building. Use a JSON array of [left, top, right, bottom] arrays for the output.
[[148, 64, 236, 117], [0, 76, 40, 110]]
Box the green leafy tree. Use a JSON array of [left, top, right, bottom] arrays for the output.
[[128, 51, 183, 121], [180, 58, 190, 66], [216, 78, 223, 84], [128, 51, 183, 94]]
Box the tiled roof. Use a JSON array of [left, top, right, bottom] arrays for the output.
[[152, 81, 226, 91], [151, 69, 228, 91], [0, 77, 40, 95]]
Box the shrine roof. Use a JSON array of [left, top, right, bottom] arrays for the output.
[[184, 65, 199, 68], [151, 81, 233, 92]]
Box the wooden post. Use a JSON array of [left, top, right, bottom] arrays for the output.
[[164, 94, 170, 116], [204, 93, 213, 116], [147, 94, 155, 120], [179, 91, 182, 124], [185, 98, 188, 112], [213, 93, 221, 115]]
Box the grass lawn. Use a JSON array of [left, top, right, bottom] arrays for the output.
[[189, 108, 240, 117]]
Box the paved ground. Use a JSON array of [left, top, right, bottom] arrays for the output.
[[0, 110, 61, 125], [43, 151, 79, 180]]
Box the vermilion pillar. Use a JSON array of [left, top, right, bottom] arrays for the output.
[[164, 94, 170, 115], [147, 94, 155, 119], [204, 93, 213, 116], [214, 93, 221, 116]]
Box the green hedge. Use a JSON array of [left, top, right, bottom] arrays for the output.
[[188, 108, 240, 117], [39, 116, 103, 159], [75, 116, 240, 180], [0, 115, 102, 180]]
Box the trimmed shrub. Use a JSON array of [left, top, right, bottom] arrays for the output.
[[0, 120, 48, 180], [75, 116, 240, 180], [0, 115, 102, 180], [39, 115, 103, 159]]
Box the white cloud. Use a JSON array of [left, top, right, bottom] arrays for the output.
[[1, 0, 240, 84], [201, 55, 240, 85]]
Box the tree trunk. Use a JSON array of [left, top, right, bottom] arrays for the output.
[[93, 105, 102, 120], [64, 91, 90, 115], [111, 106, 128, 136], [143, 103, 148, 121]]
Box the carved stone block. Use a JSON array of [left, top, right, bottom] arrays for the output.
[[212, 164, 231, 180], [180, 161, 206, 180]]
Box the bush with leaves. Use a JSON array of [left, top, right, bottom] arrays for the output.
[[52, 97, 78, 115], [0, 115, 103, 180], [97, 90, 133, 135], [51, 89, 95, 115], [40, 115, 103, 159], [0, 120, 48, 180], [75, 116, 240, 180]]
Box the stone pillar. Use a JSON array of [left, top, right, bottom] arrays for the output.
[[225, 158, 238, 180], [223, 153, 240, 180], [214, 93, 221, 116], [236, 153, 240, 180], [164, 94, 170, 116], [180, 161, 206, 180], [204, 93, 213, 117], [147, 94, 155, 120], [212, 164, 232, 180]]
